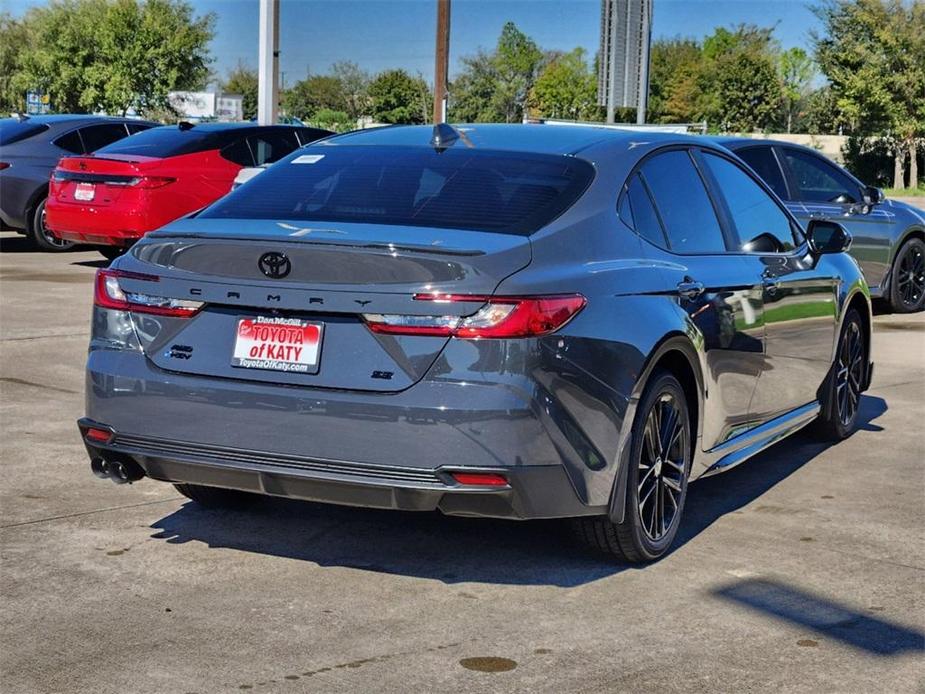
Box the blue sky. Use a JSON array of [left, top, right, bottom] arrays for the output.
[[4, 0, 822, 83]]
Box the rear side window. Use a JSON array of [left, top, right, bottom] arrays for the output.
[[220, 138, 254, 166], [736, 146, 789, 200], [79, 124, 129, 153], [640, 150, 726, 253], [0, 121, 50, 146], [622, 174, 667, 248], [249, 130, 300, 165], [126, 122, 153, 135], [782, 148, 860, 204], [95, 126, 220, 158], [701, 152, 799, 253], [200, 145, 595, 236], [54, 129, 84, 154]]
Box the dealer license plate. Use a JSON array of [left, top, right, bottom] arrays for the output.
[[74, 182, 95, 201], [231, 317, 323, 374]]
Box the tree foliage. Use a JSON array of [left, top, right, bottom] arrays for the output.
[[528, 48, 598, 120], [12, 0, 214, 116], [222, 62, 258, 120], [331, 61, 370, 121], [0, 13, 29, 113], [813, 0, 925, 188], [284, 75, 347, 121], [779, 47, 815, 133], [368, 69, 430, 124]]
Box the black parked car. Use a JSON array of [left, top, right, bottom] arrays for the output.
[[0, 115, 157, 251], [718, 139, 925, 312]]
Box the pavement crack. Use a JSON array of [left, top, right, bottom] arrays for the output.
[[0, 332, 86, 342], [0, 377, 79, 395], [0, 497, 180, 530]]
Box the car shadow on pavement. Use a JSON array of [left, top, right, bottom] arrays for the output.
[[0, 233, 37, 252], [148, 395, 887, 588], [712, 578, 924, 656]]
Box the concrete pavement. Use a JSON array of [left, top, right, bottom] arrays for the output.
[[1, 232, 923, 693]]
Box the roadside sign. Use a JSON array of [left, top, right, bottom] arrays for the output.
[[26, 91, 50, 115]]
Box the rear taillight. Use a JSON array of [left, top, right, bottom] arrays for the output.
[[0, 162, 10, 170], [363, 294, 586, 339], [449, 472, 509, 487], [129, 176, 176, 189], [94, 268, 202, 317]]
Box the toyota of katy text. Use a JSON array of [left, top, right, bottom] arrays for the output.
[[79, 124, 874, 562]]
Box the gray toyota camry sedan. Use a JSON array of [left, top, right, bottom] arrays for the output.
[[80, 124, 874, 562]]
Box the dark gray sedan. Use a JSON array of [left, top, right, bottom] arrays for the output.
[[79, 124, 873, 561], [0, 114, 156, 250], [719, 138, 925, 312]]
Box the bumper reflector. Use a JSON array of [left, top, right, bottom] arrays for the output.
[[85, 427, 114, 444], [450, 472, 509, 487]]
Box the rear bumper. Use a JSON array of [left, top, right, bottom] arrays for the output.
[[45, 199, 147, 245], [79, 419, 599, 519], [84, 347, 616, 519]]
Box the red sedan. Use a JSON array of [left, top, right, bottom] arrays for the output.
[[46, 123, 331, 258]]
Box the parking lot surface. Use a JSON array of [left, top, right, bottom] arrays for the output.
[[1, 231, 923, 693]]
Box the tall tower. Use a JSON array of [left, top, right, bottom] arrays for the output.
[[598, 0, 653, 124]]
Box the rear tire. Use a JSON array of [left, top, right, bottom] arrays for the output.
[[815, 308, 866, 441], [28, 198, 75, 252], [174, 483, 255, 508], [888, 237, 925, 313], [573, 370, 692, 562]]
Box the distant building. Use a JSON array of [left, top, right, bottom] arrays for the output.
[[598, 0, 653, 123], [168, 91, 244, 122]]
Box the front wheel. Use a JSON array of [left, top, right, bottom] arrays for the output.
[[28, 198, 75, 252], [573, 370, 692, 562], [889, 237, 925, 313], [816, 308, 866, 441]]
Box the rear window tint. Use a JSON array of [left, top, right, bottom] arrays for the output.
[[95, 126, 227, 158], [199, 145, 594, 235], [0, 121, 50, 146]]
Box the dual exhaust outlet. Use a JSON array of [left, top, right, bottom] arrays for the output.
[[90, 456, 145, 484]]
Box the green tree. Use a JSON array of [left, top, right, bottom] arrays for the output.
[[368, 69, 430, 124], [13, 0, 213, 116], [0, 13, 29, 114], [802, 85, 842, 134], [308, 108, 354, 133], [814, 0, 925, 189], [492, 21, 543, 122], [222, 62, 258, 120], [449, 51, 503, 122], [528, 48, 597, 120], [283, 75, 347, 121], [331, 61, 370, 120], [648, 38, 703, 123], [779, 47, 815, 133]]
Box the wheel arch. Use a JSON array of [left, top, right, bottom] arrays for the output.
[[845, 290, 874, 391], [608, 333, 705, 524], [23, 183, 50, 235]]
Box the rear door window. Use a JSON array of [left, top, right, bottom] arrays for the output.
[[200, 145, 595, 236], [220, 138, 254, 166], [781, 148, 861, 203], [736, 146, 789, 200], [640, 150, 727, 253], [701, 152, 800, 253], [248, 130, 300, 165], [79, 123, 130, 153], [53, 129, 84, 154]]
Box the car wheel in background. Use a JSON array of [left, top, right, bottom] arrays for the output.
[[816, 308, 866, 441], [29, 198, 75, 252], [889, 237, 925, 313], [174, 483, 257, 508], [574, 369, 691, 562]]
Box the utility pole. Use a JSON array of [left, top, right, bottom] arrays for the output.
[[257, 0, 280, 125], [432, 0, 451, 124]]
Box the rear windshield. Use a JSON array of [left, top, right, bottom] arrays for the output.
[[199, 145, 595, 235], [0, 120, 50, 146], [94, 126, 225, 158]]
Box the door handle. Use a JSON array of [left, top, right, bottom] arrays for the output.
[[677, 277, 705, 300]]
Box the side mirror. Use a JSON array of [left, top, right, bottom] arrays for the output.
[[807, 219, 852, 255], [863, 185, 884, 205]]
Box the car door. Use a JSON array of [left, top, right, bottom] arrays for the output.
[[627, 149, 766, 449], [777, 146, 893, 293], [698, 149, 839, 422]]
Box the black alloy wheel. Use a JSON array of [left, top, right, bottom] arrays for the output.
[[891, 238, 925, 313]]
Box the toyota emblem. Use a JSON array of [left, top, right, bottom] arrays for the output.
[[258, 252, 291, 279]]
